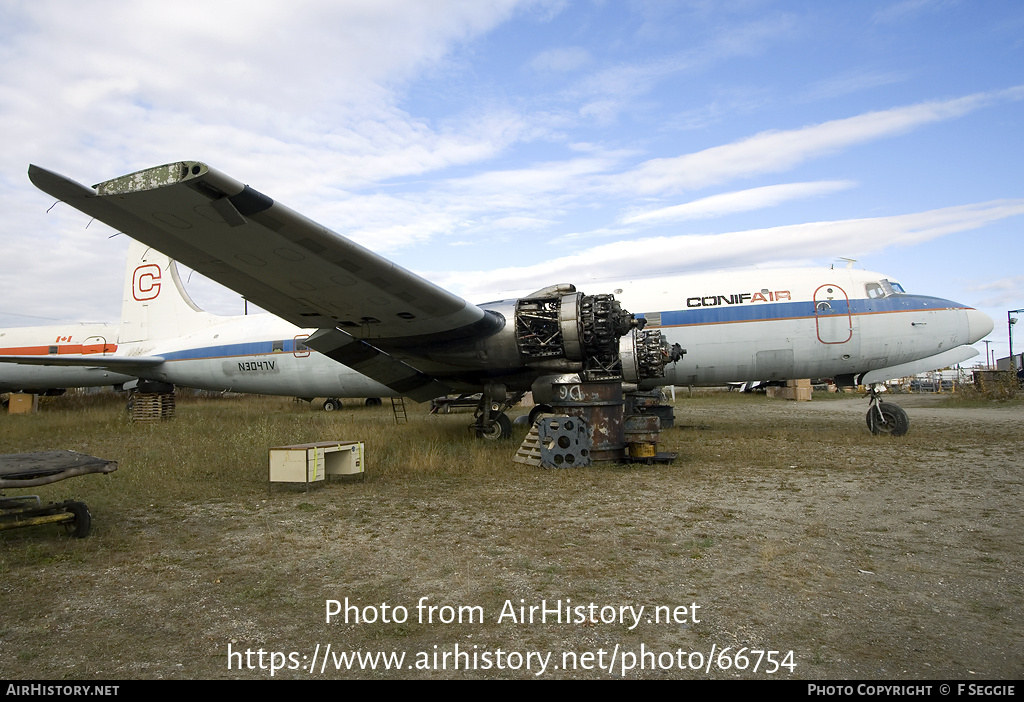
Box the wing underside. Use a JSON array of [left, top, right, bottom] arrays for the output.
[[0, 354, 164, 370], [29, 162, 488, 338], [28, 162, 500, 400]]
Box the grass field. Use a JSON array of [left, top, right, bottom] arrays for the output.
[[1, 390, 1022, 679]]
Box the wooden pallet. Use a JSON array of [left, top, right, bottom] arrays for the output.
[[130, 392, 175, 422]]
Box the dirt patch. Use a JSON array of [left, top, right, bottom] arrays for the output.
[[1, 393, 1021, 679]]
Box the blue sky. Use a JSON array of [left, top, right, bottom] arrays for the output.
[[1, 1, 1022, 361]]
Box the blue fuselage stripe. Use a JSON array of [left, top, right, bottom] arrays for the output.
[[155, 296, 963, 361], [643, 295, 964, 328], [159, 339, 302, 362]]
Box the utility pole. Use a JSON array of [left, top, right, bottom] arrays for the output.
[[1010, 309, 1023, 373]]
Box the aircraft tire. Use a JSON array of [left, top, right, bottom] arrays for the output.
[[64, 501, 92, 538], [365, 398, 382, 406], [478, 412, 512, 440], [528, 404, 553, 425], [323, 398, 342, 411], [866, 402, 909, 437]]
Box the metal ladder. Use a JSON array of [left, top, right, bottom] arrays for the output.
[[391, 397, 408, 424]]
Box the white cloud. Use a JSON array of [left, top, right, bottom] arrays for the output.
[[0, 0, 535, 186], [2, 4, 1022, 332], [800, 69, 912, 102], [439, 199, 1024, 298], [571, 15, 796, 124], [616, 88, 1024, 195], [620, 181, 857, 225], [967, 275, 1024, 308]]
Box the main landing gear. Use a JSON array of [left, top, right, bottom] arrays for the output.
[[865, 385, 909, 436], [472, 384, 524, 441]]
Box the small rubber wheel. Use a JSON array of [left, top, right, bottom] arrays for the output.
[[64, 501, 92, 538], [365, 398, 383, 406], [323, 398, 342, 411], [478, 412, 513, 440], [866, 402, 910, 437]]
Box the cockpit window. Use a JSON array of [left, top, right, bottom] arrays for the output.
[[867, 280, 905, 298], [880, 279, 905, 295]]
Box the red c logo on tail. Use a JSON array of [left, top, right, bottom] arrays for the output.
[[133, 264, 162, 301]]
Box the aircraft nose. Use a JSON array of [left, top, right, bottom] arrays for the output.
[[966, 308, 994, 343]]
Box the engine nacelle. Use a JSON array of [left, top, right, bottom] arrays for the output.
[[514, 287, 639, 380], [620, 328, 674, 383], [393, 285, 654, 385]]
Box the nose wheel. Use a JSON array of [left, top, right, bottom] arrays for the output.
[[865, 386, 909, 436]]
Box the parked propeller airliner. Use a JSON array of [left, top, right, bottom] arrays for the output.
[[1, 161, 994, 437]]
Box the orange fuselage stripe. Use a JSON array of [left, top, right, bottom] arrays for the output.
[[0, 343, 118, 356]]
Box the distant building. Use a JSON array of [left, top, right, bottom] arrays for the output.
[[996, 353, 1023, 379]]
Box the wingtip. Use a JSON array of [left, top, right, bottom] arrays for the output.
[[27, 163, 55, 187], [26, 164, 94, 200]]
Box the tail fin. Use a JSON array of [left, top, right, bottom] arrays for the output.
[[118, 239, 222, 343]]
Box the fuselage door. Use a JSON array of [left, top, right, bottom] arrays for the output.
[[814, 284, 853, 344], [83, 335, 115, 355]]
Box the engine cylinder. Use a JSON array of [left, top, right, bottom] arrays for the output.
[[620, 328, 672, 382], [515, 289, 637, 380]]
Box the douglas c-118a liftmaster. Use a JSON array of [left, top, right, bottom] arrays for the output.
[[2, 161, 994, 438]]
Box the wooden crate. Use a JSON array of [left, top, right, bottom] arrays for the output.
[[8, 393, 38, 414]]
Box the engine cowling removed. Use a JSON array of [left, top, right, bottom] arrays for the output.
[[514, 287, 666, 381]]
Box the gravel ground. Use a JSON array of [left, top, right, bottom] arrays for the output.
[[1, 392, 1021, 679]]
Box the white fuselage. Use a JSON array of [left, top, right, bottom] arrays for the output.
[[612, 267, 990, 386], [0, 267, 992, 396]]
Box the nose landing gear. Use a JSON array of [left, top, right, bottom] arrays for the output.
[[865, 385, 909, 436]]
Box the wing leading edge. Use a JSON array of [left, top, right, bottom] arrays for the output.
[[28, 163, 493, 339], [28, 162, 501, 401], [0, 355, 164, 369]]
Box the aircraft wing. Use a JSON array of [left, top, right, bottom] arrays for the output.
[[0, 354, 164, 370], [29, 162, 498, 401], [856, 345, 979, 386]]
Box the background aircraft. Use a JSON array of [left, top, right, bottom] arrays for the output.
[[1, 321, 128, 395], [4, 161, 994, 437]]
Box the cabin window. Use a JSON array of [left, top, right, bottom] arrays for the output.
[[865, 282, 884, 299], [272, 340, 284, 352]]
